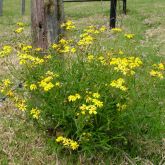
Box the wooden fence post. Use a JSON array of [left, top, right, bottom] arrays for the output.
[[0, 0, 3, 16], [123, 0, 126, 14], [31, 0, 64, 49], [21, 0, 25, 15], [110, 0, 117, 29]]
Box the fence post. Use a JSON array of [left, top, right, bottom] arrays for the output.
[[110, 0, 117, 28], [123, 0, 126, 14], [31, 0, 64, 49], [0, 0, 3, 16], [21, 0, 25, 15]]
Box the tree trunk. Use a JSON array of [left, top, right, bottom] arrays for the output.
[[21, 0, 25, 15], [31, 0, 64, 49], [0, 0, 3, 16]]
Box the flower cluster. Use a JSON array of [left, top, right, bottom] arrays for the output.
[[15, 99, 27, 111], [0, 45, 12, 57], [79, 92, 103, 115], [18, 53, 44, 66], [124, 33, 135, 39], [56, 136, 79, 150], [78, 25, 106, 47], [14, 22, 25, 34], [68, 93, 81, 102], [0, 79, 28, 112], [30, 108, 41, 119], [110, 57, 143, 75], [110, 78, 127, 91], [61, 20, 76, 30], [52, 39, 76, 54], [150, 63, 164, 79], [112, 28, 122, 33], [38, 71, 59, 92], [20, 45, 32, 53], [30, 84, 37, 91], [0, 79, 12, 95], [14, 27, 24, 34], [78, 33, 94, 46]]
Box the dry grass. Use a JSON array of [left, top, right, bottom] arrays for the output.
[[0, 103, 58, 165]]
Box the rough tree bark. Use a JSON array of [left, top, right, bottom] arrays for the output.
[[31, 0, 64, 49], [0, 0, 3, 16]]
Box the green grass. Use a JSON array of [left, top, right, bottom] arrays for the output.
[[0, 0, 165, 164]]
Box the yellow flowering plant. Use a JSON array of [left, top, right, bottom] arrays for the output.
[[1, 21, 164, 159]]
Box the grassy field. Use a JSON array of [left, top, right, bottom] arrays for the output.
[[0, 0, 165, 164]]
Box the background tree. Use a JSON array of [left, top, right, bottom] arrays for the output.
[[31, 0, 64, 49], [21, 0, 25, 15], [0, 0, 3, 16]]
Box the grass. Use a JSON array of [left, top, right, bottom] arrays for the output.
[[0, 0, 165, 164]]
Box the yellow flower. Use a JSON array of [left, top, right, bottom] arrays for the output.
[[153, 63, 164, 70], [18, 53, 44, 66], [52, 43, 58, 49], [14, 27, 24, 34], [118, 50, 124, 55], [55, 82, 61, 87], [61, 20, 76, 30], [30, 108, 41, 119], [92, 99, 103, 108], [86, 96, 92, 103], [46, 71, 54, 76], [79, 104, 88, 115], [22, 45, 32, 52], [112, 28, 122, 33], [35, 47, 42, 52], [62, 138, 71, 146], [110, 78, 127, 91], [30, 84, 37, 90], [17, 22, 25, 27], [7, 90, 14, 97], [110, 57, 143, 75], [124, 33, 134, 39], [99, 25, 106, 32], [56, 136, 64, 142], [44, 55, 52, 60], [70, 141, 79, 150], [68, 93, 81, 102], [87, 55, 94, 62], [39, 75, 55, 92], [88, 105, 97, 115], [3, 79, 11, 87], [16, 100, 27, 111], [92, 92, 100, 99], [0, 45, 12, 57], [59, 39, 68, 45], [158, 63, 164, 70], [150, 70, 163, 79], [70, 48, 76, 53], [75, 94, 81, 99], [56, 136, 79, 150], [78, 35, 93, 46], [43, 82, 54, 91]]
